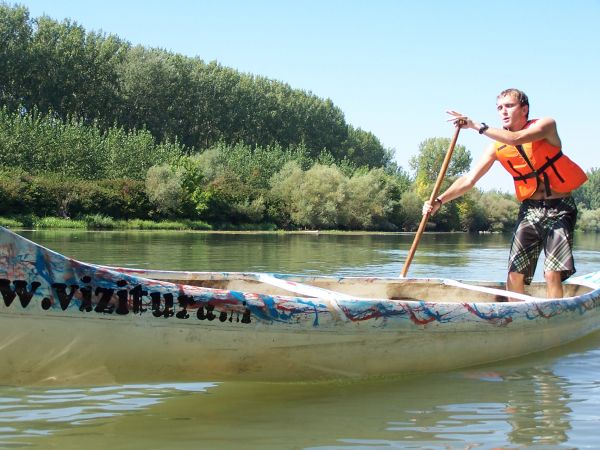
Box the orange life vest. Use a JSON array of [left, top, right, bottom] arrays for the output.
[[495, 120, 588, 201]]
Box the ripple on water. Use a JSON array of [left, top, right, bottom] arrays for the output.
[[0, 382, 217, 445]]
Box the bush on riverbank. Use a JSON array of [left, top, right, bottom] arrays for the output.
[[577, 209, 600, 232], [0, 215, 213, 231], [0, 169, 152, 219]]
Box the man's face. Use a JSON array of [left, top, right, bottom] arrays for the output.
[[496, 94, 529, 130]]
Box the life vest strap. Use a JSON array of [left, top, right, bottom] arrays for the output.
[[511, 150, 564, 181]]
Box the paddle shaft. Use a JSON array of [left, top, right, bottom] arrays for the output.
[[400, 126, 462, 277]]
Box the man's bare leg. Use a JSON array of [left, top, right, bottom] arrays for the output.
[[544, 271, 564, 298], [506, 271, 525, 301]]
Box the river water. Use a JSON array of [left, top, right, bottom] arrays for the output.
[[2, 230, 600, 449]]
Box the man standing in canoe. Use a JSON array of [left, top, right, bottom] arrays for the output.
[[423, 88, 588, 298]]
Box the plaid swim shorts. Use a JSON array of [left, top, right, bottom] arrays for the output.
[[508, 196, 577, 285]]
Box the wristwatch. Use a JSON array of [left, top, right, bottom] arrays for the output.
[[478, 123, 489, 134]]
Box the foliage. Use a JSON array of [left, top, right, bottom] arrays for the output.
[[123, 219, 189, 230], [34, 216, 86, 229], [577, 208, 600, 232], [0, 214, 212, 231], [289, 164, 348, 229], [573, 168, 600, 210], [344, 168, 403, 230], [0, 4, 390, 170], [343, 126, 394, 169], [0, 4, 31, 111], [0, 169, 150, 219], [269, 162, 405, 230], [2, 4, 600, 232], [0, 107, 184, 180], [409, 137, 471, 197], [191, 143, 313, 224], [478, 190, 519, 232], [386, 164, 413, 193], [196, 142, 313, 188], [398, 190, 424, 232], [271, 162, 354, 229], [454, 193, 487, 232], [145, 164, 186, 217], [0, 216, 24, 228]]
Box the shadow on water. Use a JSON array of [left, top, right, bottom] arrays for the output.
[[2, 330, 600, 450]]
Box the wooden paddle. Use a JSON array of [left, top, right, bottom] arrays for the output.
[[400, 125, 463, 277]]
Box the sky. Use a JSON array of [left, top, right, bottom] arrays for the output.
[[11, 0, 600, 191]]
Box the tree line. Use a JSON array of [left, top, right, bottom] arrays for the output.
[[0, 3, 391, 168], [1, 3, 599, 232]]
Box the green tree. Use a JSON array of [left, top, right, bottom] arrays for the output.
[[479, 190, 519, 232], [456, 191, 487, 232], [145, 164, 186, 217], [345, 168, 403, 230], [0, 107, 183, 180], [118, 47, 199, 145], [343, 125, 393, 169], [27, 16, 127, 123], [1, 4, 396, 172], [573, 168, 600, 209], [0, 4, 32, 110], [399, 189, 424, 231], [409, 137, 471, 197], [268, 161, 305, 228], [269, 162, 348, 229], [577, 208, 600, 232]]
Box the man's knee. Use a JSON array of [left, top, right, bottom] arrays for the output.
[[506, 271, 525, 294], [507, 271, 525, 284], [544, 271, 562, 284], [544, 271, 564, 298]]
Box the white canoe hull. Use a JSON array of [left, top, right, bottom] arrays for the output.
[[1, 226, 600, 386]]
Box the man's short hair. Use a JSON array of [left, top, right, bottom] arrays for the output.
[[497, 88, 529, 108]]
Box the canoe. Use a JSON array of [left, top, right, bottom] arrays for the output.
[[1, 226, 600, 386]]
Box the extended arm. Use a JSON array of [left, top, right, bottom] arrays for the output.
[[447, 111, 561, 147], [423, 144, 497, 215]]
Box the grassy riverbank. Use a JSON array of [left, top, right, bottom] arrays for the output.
[[0, 215, 278, 231]]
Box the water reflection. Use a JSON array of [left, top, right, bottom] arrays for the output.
[[0, 383, 216, 448], [505, 369, 571, 445], [4, 334, 600, 449]]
